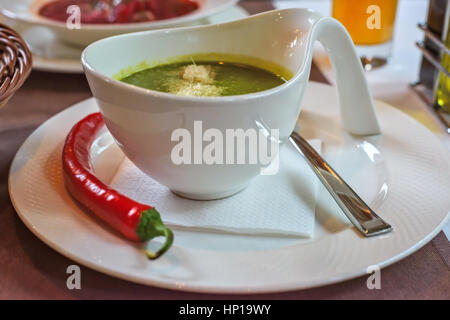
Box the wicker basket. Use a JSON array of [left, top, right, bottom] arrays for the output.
[[0, 24, 32, 109]]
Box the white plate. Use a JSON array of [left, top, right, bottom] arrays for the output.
[[4, 5, 249, 74], [9, 82, 450, 293]]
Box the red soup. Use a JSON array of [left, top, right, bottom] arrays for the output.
[[38, 0, 199, 24]]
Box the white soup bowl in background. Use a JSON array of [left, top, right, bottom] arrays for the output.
[[0, 0, 238, 47]]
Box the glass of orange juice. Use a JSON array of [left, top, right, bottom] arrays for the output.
[[332, 0, 399, 70]]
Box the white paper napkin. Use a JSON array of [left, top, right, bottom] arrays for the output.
[[110, 140, 322, 238]]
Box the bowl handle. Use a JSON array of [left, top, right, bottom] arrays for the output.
[[309, 17, 381, 135]]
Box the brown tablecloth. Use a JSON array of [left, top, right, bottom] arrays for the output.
[[0, 1, 448, 300]]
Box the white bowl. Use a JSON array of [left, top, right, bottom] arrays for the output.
[[0, 0, 238, 47], [82, 8, 380, 200]]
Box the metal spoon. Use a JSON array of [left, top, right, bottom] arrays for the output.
[[289, 131, 393, 237]]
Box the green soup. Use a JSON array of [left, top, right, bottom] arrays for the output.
[[120, 59, 289, 97]]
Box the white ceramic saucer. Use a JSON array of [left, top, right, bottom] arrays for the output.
[[5, 6, 249, 74], [9, 82, 450, 293]]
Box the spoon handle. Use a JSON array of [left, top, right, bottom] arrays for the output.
[[289, 131, 393, 237]]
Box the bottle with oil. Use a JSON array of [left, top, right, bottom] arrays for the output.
[[436, 9, 450, 113]]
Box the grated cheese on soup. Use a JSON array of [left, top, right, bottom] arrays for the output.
[[166, 64, 222, 97], [181, 64, 215, 84]]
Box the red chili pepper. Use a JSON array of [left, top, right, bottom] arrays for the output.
[[62, 112, 173, 259]]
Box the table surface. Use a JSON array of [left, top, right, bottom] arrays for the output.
[[0, 1, 448, 300]]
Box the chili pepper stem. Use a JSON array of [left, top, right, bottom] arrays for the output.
[[135, 208, 174, 259], [145, 228, 174, 260]]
